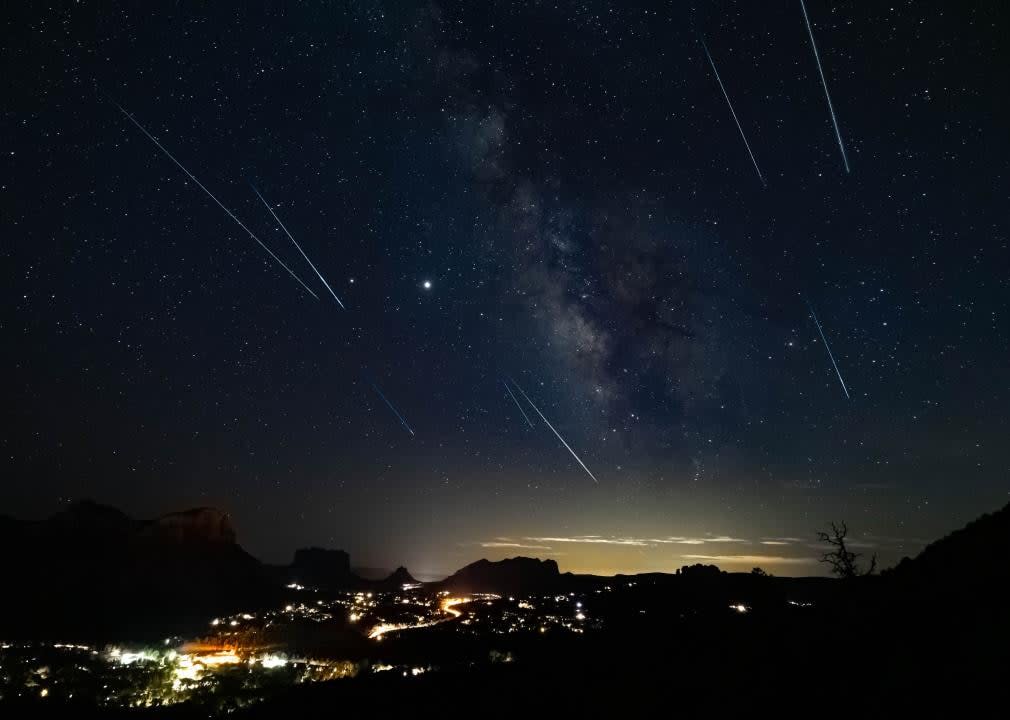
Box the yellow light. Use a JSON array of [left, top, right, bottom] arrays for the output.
[[173, 655, 201, 685], [196, 651, 241, 666], [368, 623, 402, 640], [440, 597, 469, 618], [367, 596, 470, 640]]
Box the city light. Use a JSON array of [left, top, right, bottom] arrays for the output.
[[4, 586, 621, 708], [257, 654, 288, 669], [196, 651, 241, 666]]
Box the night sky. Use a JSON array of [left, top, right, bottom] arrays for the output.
[[4, 2, 1008, 578]]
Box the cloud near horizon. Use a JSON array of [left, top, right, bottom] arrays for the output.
[[761, 537, 804, 545], [682, 554, 817, 565], [480, 534, 754, 549], [479, 541, 554, 550], [526, 536, 650, 547]]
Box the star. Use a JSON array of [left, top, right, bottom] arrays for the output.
[[422, 280, 432, 290]]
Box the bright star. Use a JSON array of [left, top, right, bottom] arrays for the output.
[[422, 280, 432, 290]]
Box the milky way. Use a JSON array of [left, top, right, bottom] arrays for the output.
[[4, 1, 1009, 577]]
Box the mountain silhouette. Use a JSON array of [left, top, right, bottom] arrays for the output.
[[438, 556, 560, 594], [0, 500, 280, 641], [378, 566, 418, 589], [886, 501, 1010, 589]]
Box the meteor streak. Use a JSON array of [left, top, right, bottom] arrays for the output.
[[369, 381, 415, 436], [111, 102, 318, 299], [800, 0, 850, 173], [510, 379, 599, 484], [699, 36, 766, 187], [806, 300, 850, 400], [250, 183, 346, 309], [502, 378, 534, 428]]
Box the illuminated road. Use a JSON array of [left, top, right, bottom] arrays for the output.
[[441, 597, 466, 618], [368, 597, 469, 640]]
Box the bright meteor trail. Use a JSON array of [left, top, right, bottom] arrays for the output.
[[800, 0, 850, 173], [699, 37, 766, 188], [502, 378, 534, 428], [807, 300, 850, 400], [369, 381, 415, 436], [111, 102, 319, 299], [250, 183, 346, 309], [510, 379, 599, 484]]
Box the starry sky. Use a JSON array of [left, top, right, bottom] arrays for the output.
[[4, 1, 1008, 578]]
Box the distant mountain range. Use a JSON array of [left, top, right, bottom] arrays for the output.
[[2, 499, 1008, 640], [0, 501, 424, 640]]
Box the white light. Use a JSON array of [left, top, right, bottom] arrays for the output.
[[422, 280, 432, 290], [117, 650, 156, 665], [259, 654, 287, 669]]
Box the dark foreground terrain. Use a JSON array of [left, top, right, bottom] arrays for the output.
[[2, 501, 1008, 715]]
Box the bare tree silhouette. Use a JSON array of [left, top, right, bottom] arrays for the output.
[[818, 521, 877, 578]]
